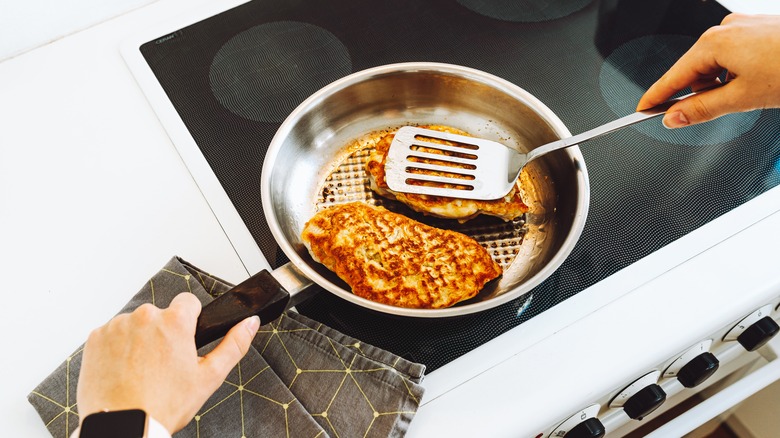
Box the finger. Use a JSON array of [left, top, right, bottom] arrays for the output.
[[637, 38, 724, 111], [165, 292, 202, 338], [719, 12, 743, 26], [661, 82, 742, 128], [200, 316, 260, 381], [169, 292, 203, 318]]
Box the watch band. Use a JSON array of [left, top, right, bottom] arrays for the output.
[[71, 412, 171, 438]]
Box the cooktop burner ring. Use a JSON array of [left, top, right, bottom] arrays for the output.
[[599, 34, 762, 147], [455, 0, 593, 23], [209, 21, 352, 123]]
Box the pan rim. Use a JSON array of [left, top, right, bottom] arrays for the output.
[[261, 62, 590, 317]]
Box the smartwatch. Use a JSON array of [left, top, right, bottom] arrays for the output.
[[79, 409, 148, 438]]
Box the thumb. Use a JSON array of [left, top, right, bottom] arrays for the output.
[[200, 316, 260, 381], [662, 84, 741, 128]]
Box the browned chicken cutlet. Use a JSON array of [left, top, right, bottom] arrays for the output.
[[366, 125, 529, 222], [301, 202, 502, 309]]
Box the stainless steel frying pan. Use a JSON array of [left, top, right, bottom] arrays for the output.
[[194, 63, 589, 347]]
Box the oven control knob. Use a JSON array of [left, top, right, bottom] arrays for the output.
[[677, 352, 719, 388], [723, 305, 774, 349], [662, 340, 713, 384], [609, 371, 665, 420], [623, 384, 666, 420], [564, 417, 606, 438], [548, 404, 602, 438], [737, 316, 780, 352]]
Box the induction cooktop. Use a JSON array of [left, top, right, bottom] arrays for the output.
[[123, 0, 780, 371]]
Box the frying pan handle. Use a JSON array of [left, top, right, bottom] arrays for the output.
[[194, 270, 290, 349]]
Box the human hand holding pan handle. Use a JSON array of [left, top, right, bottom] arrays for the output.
[[194, 271, 286, 348], [194, 265, 314, 348]]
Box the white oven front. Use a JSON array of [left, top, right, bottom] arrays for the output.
[[407, 185, 780, 437]]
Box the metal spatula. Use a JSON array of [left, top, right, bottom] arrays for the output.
[[384, 93, 693, 200]]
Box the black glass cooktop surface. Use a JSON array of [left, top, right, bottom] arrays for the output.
[[139, 0, 780, 370]]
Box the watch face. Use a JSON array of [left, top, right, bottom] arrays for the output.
[[80, 409, 146, 438]]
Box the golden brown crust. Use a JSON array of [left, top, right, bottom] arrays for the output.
[[301, 202, 502, 309], [366, 125, 529, 222]]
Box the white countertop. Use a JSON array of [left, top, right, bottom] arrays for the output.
[[1, 0, 248, 433], [2, 0, 778, 436]]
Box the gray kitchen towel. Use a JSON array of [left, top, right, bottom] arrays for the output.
[[29, 257, 425, 438]]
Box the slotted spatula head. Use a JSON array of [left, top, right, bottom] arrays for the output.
[[385, 126, 526, 200]]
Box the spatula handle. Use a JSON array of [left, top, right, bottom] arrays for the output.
[[526, 85, 723, 162]]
